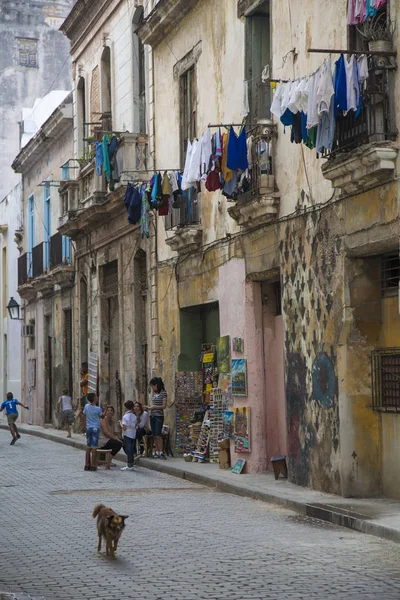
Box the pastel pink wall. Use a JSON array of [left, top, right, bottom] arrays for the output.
[[263, 301, 287, 466], [218, 259, 267, 473]]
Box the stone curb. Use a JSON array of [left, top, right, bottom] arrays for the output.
[[2, 423, 400, 545]]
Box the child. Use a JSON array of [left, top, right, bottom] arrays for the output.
[[120, 400, 137, 471], [0, 392, 28, 445], [83, 393, 103, 471], [57, 387, 75, 438]]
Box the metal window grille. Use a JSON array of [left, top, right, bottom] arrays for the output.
[[164, 191, 200, 230], [381, 253, 399, 297], [17, 38, 38, 68], [371, 348, 400, 411], [102, 261, 118, 298]]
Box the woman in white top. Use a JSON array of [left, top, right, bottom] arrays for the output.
[[57, 387, 75, 438], [133, 402, 149, 456]]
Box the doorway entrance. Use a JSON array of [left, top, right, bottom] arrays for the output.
[[45, 315, 53, 423]]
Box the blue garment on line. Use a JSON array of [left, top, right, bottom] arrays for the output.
[[280, 108, 294, 127], [334, 55, 347, 114], [102, 135, 111, 181], [95, 142, 103, 176], [227, 126, 248, 171], [128, 186, 142, 225]]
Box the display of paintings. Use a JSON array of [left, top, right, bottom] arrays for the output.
[[233, 406, 250, 453], [219, 373, 232, 405], [231, 458, 246, 474], [217, 335, 230, 374], [232, 359, 247, 396], [222, 410, 234, 439], [233, 337, 244, 353]]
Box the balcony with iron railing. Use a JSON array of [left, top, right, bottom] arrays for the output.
[[322, 57, 398, 194], [164, 191, 203, 254], [58, 133, 148, 238], [17, 234, 73, 298]]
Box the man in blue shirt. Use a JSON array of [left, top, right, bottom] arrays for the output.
[[83, 393, 103, 471], [0, 392, 29, 445]]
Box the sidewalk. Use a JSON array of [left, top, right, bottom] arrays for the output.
[[3, 418, 400, 544]]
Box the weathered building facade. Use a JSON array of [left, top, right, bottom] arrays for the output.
[[13, 93, 74, 426], [0, 0, 75, 202], [0, 183, 23, 402], [59, 0, 157, 418], [138, 0, 400, 499]]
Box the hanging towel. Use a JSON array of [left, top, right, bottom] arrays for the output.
[[221, 133, 233, 182], [227, 126, 248, 171]]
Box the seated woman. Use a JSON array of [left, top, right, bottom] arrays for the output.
[[133, 401, 150, 456], [98, 405, 123, 463]]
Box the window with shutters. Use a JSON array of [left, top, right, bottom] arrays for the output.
[[180, 66, 197, 168], [245, 1, 270, 123]]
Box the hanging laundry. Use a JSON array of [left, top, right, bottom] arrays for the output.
[[159, 172, 171, 216], [102, 134, 111, 182], [95, 142, 103, 176], [221, 132, 233, 183], [123, 183, 141, 225], [205, 170, 221, 192], [182, 139, 201, 191], [316, 59, 334, 117], [344, 55, 359, 114], [334, 54, 347, 114], [109, 136, 120, 183], [242, 80, 250, 117], [140, 184, 150, 238], [227, 126, 248, 171], [200, 129, 212, 181]]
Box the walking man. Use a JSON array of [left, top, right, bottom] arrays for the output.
[[0, 392, 28, 445]]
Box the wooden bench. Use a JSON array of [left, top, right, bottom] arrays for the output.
[[96, 449, 112, 469]]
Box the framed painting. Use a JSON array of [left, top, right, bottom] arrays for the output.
[[231, 359, 247, 396], [233, 406, 250, 453], [231, 459, 246, 474], [217, 335, 230, 374]]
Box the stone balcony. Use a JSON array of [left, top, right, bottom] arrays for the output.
[[137, 0, 200, 48], [228, 175, 280, 228], [321, 142, 398, 195], [165, 225, 203, 254], [58, 133, 148, 239]]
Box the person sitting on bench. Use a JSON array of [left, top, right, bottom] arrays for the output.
[[98, 405, 123, 464]]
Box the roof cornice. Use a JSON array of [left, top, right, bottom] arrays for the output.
[[137, 0, 200, 48], [60, 0, 114, 54], [12, 94, 73, 174]]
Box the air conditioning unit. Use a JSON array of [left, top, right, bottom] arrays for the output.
[[22, 324, 35, 338]]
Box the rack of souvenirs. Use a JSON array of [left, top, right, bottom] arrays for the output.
[[270, 53, 370, 154]]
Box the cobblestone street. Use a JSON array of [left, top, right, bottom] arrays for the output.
[[1, 430, 400, 600]]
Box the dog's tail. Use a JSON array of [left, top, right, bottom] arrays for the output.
[[92, 504, 106, 518]]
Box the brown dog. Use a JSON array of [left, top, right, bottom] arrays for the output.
[[92, 504, 128, 559]]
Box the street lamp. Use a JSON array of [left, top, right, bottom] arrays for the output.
[[7, 297, 23, 320]]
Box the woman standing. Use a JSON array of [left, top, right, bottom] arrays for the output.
[[133, 401, 149, 456], [146, 377, 167, 460], [98, 405, 123, 463], [57, 388, 75, 438]]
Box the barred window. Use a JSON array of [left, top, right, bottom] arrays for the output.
[[381, 253, 400, 297], [371, 348, 400, 412]]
